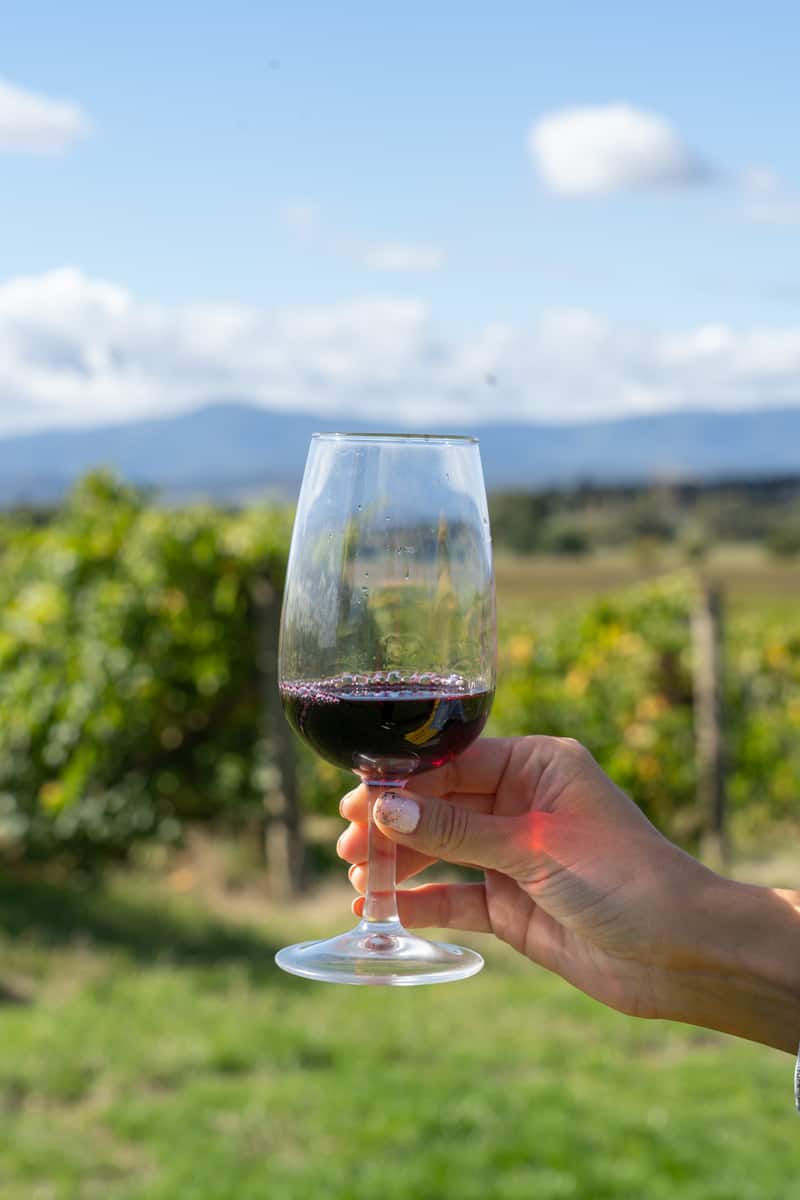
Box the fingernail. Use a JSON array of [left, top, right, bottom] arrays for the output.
[[339, 788, 359, 816], [374, 791, 420, 834], [348, 863, 365, 892], [336, 832, 347, 858]]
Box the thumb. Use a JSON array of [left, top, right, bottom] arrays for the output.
[[372, 788, 529, 876]]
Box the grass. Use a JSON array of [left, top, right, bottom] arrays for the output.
[[1, 869, 798, 1199]]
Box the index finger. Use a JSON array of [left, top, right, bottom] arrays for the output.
[[340, 787, 496, 824], [415, 737, 514, 797], [339, 737, 514, 821]]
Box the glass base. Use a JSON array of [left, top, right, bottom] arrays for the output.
[[274, 919, 484, 986]]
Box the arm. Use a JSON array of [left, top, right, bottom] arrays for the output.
[[660, 872, 800, 1052], [338, 736, 800, 1054]]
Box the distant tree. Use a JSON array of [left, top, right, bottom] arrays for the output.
[[767, 510, 800, 558], [540, 519, 590, 556], [489, 492, 552, 553]]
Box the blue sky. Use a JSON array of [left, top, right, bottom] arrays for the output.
[[2, 1, 800, 433]]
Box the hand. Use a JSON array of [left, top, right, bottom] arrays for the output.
[[338, 737, 730, 1024]]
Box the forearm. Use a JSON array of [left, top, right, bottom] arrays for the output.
[[661, 871, 800, 1053]]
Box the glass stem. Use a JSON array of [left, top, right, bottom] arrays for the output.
[[363, 782, 402, 925]]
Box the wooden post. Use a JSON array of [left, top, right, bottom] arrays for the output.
[[251, 572, 305, 897], [691, 581, 728, 867]]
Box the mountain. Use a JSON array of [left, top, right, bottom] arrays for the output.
[[0, 402, 798, 504]]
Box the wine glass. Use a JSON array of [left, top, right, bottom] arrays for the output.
[[275, 432, 496, 985]]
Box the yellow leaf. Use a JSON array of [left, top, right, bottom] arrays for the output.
[[39, 781, 65, 811]]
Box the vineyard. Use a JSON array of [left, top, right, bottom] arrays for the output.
[[493, 577, 800, 846], [1, 473, 799, 871]]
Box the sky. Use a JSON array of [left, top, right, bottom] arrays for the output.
[[2, 0, 800, 435]]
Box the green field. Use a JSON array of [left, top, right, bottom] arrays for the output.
[[1, 868, 797, 1200], [494, 548, 800, 613]]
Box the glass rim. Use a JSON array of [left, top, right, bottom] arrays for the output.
[[311, 431, 479, 445]]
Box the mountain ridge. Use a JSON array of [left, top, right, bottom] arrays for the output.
[[0, 402, 797, 503]]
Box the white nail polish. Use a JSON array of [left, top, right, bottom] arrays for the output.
[[374, 791, 420, 834]]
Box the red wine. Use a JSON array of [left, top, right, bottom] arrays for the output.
[[280, 673, 493, 780]]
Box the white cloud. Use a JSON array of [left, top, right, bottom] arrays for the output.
[[741, 165, 781, 197], [281, 203, 444, 272], [746, 199, 800, 227], [282, 201, 318, 239], [363, 242, 445, 272], [529, 104, 707, 196], [2, 268, 800, 437], [740, 168, 800, 227], [0, 78, 90, 153]]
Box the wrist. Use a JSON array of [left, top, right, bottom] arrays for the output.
[[657, 868, 800, 1052]]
